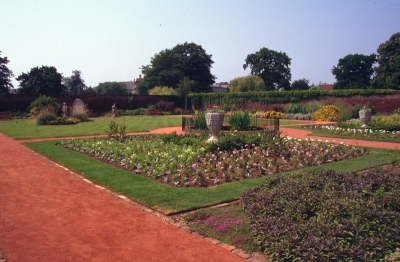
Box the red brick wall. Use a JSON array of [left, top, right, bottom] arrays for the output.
[[245, 93, 400, 114]]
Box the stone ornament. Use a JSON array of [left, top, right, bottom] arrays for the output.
[[72, 98, 84, 115], [62, 102, 68, 119], [205, 112, 224, 142], [359, 106, 372, 127], [112, 103, 117, 118]]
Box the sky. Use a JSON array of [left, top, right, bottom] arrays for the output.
[[1, 0, 399, 89]]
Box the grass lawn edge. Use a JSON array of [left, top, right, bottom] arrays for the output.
[[24, 140, 399, 215]]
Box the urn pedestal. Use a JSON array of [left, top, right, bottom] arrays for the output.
[[205, 112, 224, 142]]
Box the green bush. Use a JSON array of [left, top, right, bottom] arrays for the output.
[[11, 111, 28, 119], [28, 95, 60, 112], [70, 112, 89, 122], [228, 110, 251, 131], [392, 108, 400, 115], [194, 111, 207, 130], [36, 112, 57, 125], [242, 169, 400, 261], [47, 118, 76, 125], [284, 101, 321, 115]]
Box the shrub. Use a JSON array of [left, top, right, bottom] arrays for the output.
[[335, 101, 360, 122], [156, 100, 174, 111], [194, 111, 207, 130], [242, 169, 400, 261], [116, 108, 149, 116], [284, 103, 303, 114], [369, 113, 400, 131], [47, 118, 76, 125], [312, 105, 339, 121], [283, 113, 294, 119], [36, 112, 57, 125], [284, 101, 321, 115], [263, 111, 284, 119], [385, 248, 400, 261], [28, 95, 60, 113], [228, 110, 252, 131], [392, 108, 400, 115], [11, 111, 28, 119], [70, 112, 89, 122], [207, 131, 262, 152], [173, 108, 182, 115]]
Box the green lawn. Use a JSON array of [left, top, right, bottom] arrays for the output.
[[0, 116, 182, 139], [25, 140, 399, 215], [292, 126, 400, 143], [279, 120, 315, 125]]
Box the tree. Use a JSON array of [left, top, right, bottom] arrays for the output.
[[372, 32, 400, 89], [332, 53, 376, 89], [0, 51, 14, 94], [136, 42, 215, 94], [96, 82, 129, 95], [243, 47, 292, 91], [176, 77, 195, 110], [148, 86, 178, 95], [17, 66, 65, 94], [229, 75, 266, 92], [291, 78, 310, 91], [62, 70, 87, 94]]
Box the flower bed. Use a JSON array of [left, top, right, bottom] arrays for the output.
[[242, 169, 400, 261], [302, 125, 400, 139], [59, 131, 369, 188]]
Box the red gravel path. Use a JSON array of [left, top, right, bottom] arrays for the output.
[[280, 127, 400, 150], [0, 131, 245, 262]]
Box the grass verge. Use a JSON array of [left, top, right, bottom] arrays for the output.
[[0, 116, 182, 139], [24, 140, 400, 215]]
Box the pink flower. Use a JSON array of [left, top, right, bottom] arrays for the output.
[[192, 163, 197, 168]]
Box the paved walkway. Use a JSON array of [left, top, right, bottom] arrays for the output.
[[0, 128, 247, 262], [1, 125, 399, 262], [280, 127, 400, 150]]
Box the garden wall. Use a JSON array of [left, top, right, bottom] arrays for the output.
[[244, 93, 400, 114], [0, 94, 183, 113], [1, 92, 399, 115]]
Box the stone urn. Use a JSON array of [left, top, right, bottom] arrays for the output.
[[205, 112, 224, 142], [359, 107, 372, 127]]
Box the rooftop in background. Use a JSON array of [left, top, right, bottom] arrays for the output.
[[319, 84, 334, 90], [124, 75, 143, 94], [211, 82, 229, 93]]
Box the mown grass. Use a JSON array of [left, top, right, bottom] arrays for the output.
[[292, 126, 400, 143], [25, 140, 399, 215], [0, 116, 181, 139]]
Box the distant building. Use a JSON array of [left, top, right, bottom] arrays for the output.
[[124, 74, 143, 94], [319, 83, 334, 90], [211, 82, 229, 93]]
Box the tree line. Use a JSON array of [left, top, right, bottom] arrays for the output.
[[0, 32, 399, 95]]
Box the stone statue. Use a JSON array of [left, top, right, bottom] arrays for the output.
[[359, 106, 372, 127], [62, 102, 68, 119], [112, 103, 117, 118]]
